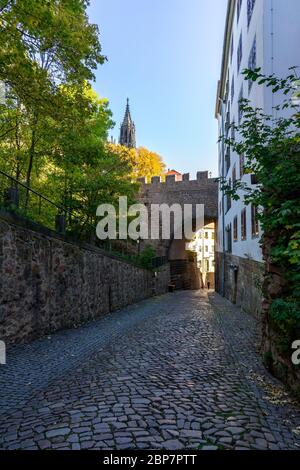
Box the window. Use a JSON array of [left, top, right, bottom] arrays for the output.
[[233, 216, 238, 241], [247, 0, 256, 27], [232, 165, 237, 184], [212, 232, 215, 240], [239, 153, 244, 178], [225, 148, 231, 174], [231, 75, 234, 104], [238, 86, 243, 123], [205, 231, 208, 239], [231, 121, 235, 141], [230, 36, 234, 63], [225, 77, 229, 103], [237, 0, 243, 23], [226, 224, 232, 253], [206, 260, 210, 271], [248, 37, 257, 92], [226, 178, 232, 213], [251, 204, 259, 237], [241, 208, 247, 240], [225, 103, 230, 136], [205, 245, 208, 252], [237, 33, 243, 72]]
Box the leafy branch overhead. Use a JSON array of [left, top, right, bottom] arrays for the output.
[[0, 0, 105, 109]]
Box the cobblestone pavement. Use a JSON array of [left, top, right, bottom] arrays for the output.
[[0, 290, 300, 450]]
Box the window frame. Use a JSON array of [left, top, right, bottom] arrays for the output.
[[241, 208, 247, 241], [226, 223, 232, 253], [248, 37, 257, 92], [237, 32, 243, 72], [232, 164, 237, 184], [237, 0, 243, 23], [251, 204, 260, 238], [247, 0, 256, 28], [233, 216, 238, 242], [238, 85, 243, 124], [226, 178, 232, 213], [239, 153, 244, 178]]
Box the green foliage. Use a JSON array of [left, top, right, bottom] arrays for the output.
[[137, 245, 156, 270], [263, 351, 274, 370], [219, 67, 300, 347], [269, 298, 300, 338], [0, 1, 143, 241], [0, 0, 107, 200], [0, 0, 105, 110]]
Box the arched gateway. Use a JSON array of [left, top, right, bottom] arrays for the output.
[[137, 171, 218, 289]]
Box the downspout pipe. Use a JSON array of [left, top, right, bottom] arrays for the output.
[[220, 97, 226, 297]]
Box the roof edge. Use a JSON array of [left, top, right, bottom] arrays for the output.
[[215, 0, 236, 118]]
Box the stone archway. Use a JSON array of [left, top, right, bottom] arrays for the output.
[[167, 218, 217, 290], [137, 172, 218, 290]]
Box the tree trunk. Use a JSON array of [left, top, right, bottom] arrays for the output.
[[25, 111, 38, 210], [15, 106, 21, 182]]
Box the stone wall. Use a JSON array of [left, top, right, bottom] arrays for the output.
[[260, 235, 300, 398], [0, 215, 170, 345], [169, 256, 201, 291], [138, 172, 218, 257], [215, 252, 264, 317]]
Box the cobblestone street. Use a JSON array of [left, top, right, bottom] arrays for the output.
[[0, 291, 300, 450]]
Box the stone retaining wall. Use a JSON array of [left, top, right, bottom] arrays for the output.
[[0, 215, 170, 344]]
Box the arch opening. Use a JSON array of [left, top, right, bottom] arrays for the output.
[[168, 221, 216, 291]]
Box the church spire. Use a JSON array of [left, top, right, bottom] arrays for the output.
[[119, 98, 136, 148]]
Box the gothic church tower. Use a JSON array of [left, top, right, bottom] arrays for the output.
[[119, 98, 136, 148]]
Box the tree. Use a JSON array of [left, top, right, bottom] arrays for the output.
[[135, 147, 166, 182], [14, 85, 139, 235], [0, 0, 105, 200], [106, 144, 166, 182], [0, 0, 104, 107]]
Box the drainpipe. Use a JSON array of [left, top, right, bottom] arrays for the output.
[[270, 0, 274, 115], [220, 98, 226, 297]]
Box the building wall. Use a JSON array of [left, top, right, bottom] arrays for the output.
[[216, 0, 300, 314], [217, 0, 300, 264], [0, 215, 170, 345], [263, 0, 300, 115], [187, 223, 215, 288], [215, 252, 264, 316]]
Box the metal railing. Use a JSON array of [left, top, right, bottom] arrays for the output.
[[0, 169, 169, 270], [0, 169, 94, 235]]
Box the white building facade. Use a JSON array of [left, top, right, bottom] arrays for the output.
[[187, 223, 215, 288], [215, 0, 300, 313]]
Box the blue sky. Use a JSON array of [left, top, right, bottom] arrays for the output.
[[87, 0, 227, 178]]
